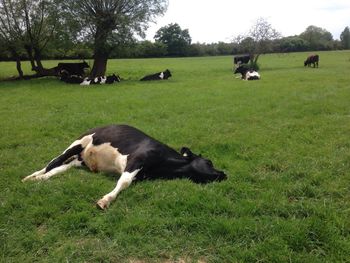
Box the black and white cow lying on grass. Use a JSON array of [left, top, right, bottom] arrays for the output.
[[60, 73, 120, 85], [234, 65, 260, 81], [80, 74, 121, 85], [140, 69, 172, 81], [22, 124, 227, 209]]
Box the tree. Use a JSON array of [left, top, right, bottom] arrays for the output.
[[154, 23, 191, 56], [0, 0, 67, 79], [248, 18, 281, 65], [299, 25, 333, 50], [232, 18, 281, 68], [0, 0, 27, 78], [340, 26, 350, 49], [278, 36, 309, 52], [65, 0, 168, 77]]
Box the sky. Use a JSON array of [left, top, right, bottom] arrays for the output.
[[145, 0, 350, 43]]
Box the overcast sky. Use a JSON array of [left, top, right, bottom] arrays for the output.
[[145, 0, 350, 43]]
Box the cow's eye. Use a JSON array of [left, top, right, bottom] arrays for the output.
[[207, 160, 213, 167]]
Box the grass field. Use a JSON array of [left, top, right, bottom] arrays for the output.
[[1, 51, 350, 262]]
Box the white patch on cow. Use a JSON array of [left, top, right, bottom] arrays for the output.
[[65, 134, 94, 152], [100, 76, 106, 84], [80, 78, 91, 86], [97, 169, 141, 209], [82, 142, 128, 174], [23, 159, 83, 181], [159, 72, 164, 79], [245, 71, 260, 80], [183, 153, 188, 157]]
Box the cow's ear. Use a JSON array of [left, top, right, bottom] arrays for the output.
[[180, 147, 194, 159]]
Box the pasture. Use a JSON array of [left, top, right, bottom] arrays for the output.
[[1, 51, 350, 262]]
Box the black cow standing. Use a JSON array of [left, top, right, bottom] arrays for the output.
[[22, 124, 227, 209], [234, 54, 252, 66], [140, 69, 172, 81], [56, 61, 90, 76], [304, 55, 319, 68]]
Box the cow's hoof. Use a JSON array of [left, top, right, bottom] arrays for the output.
[[22, 175, 36, 182], [96, 199, 108, 210]]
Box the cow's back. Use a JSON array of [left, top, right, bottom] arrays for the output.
[[79, 124, 179, 158]]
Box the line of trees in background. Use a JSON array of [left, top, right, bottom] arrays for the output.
[[1, 22, 349, 62], [0, 1, 349, 80]]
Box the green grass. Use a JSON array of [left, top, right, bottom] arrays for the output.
[[1, 51, 350, 262]]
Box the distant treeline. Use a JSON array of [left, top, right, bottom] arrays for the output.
[[0, 35, 348, 61]]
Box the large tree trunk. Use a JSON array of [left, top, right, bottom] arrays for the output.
[[90, 26, 111, 78], [15, 57, 24, 79], [10, 50, 24, 79], [90, 54, 108, 77]]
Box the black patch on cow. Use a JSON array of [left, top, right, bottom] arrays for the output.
[[45, 144, 83, 173], [106, 74, 121, 84], [60, 71, 84, 84]]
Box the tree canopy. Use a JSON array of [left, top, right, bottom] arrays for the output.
[[64, 0, 169, 76], [232, 18, 281, 68], [299, 25, 333, 50], [340, 26, 350, 49], [154, 23, 191, 56]]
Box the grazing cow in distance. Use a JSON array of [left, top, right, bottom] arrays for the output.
[[80, 74, 121, 86], [304, 54, 319, 68], [140, 69, 172, 81], [22, 124, 227, 209], [234, 65, 260, 80], [234, 54, 252, 67], [57, 61, 90, 76]]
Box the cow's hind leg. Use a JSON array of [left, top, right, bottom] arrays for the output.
[[96, 169, 141, 210], [22, 144, 84, 182]]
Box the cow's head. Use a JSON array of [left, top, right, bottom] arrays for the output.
[[304, 60, 308, 67], [112, 74, 121, 82], [180, 147, 227, 183], [163, 69, 172, 79]]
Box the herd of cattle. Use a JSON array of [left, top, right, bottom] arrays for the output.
[[232, 53, 319, 81], [55, 53, 319, 85], [55, 61, 172, 85], [23, 53, 320, 209]]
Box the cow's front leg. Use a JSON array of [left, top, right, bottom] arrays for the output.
[[97, 169, 141, 210]]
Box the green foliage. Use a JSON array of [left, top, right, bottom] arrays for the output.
[[1, 51, 350, 261], [300, 25, 334, 50], [278, 36, 310, 52], [154, 23, 192, 56], [340, 26, 350, 49]]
